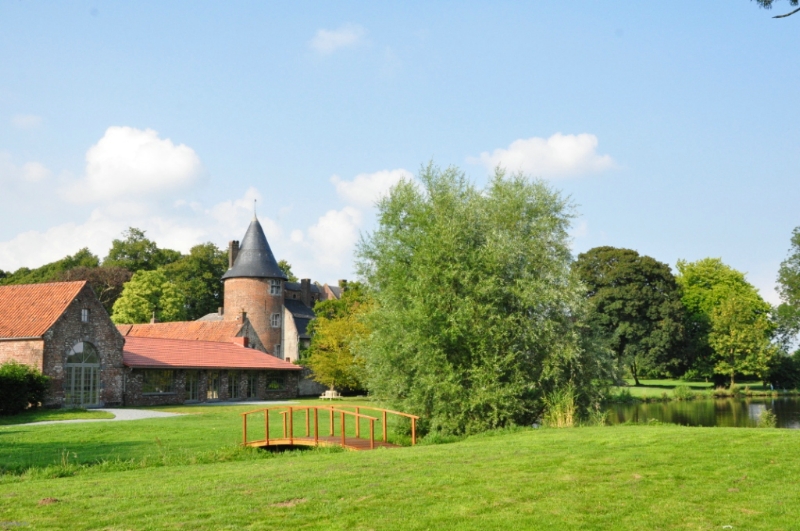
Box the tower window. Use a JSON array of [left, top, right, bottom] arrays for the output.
[[271, 313, 281, 328], [269, 279, 282, 295], [81, 309, 90, 323]]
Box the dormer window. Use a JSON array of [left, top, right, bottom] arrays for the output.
[[269, 279, 282, 295], [81, 309, 90, 323]]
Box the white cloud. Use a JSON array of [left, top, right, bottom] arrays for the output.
[[0, 152, 51, 184], [21, 162, 51, 182], [469, 133, 615, 178], [11, 114, 43, 129], [306, 207, 362, 267], [64, 126, 203, 203], [331, 168, 413, 207], [309, 24, 365, 55]]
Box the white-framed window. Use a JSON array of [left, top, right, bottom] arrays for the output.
[[271, 313, 281, 328], [81, 309, 89, 323], [269, 279, 282, 295]]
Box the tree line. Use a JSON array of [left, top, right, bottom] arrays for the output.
[[0, 228, 297, 323], [302, 164, 800, 435]]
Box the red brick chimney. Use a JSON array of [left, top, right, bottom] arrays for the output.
[[231, 337, 249, 348], [228, 240, 240, 269]]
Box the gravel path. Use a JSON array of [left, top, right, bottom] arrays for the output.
[[15, 408, 184, 426]]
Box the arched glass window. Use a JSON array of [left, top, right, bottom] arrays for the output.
[[67, 342, 100, 364], [65, 342, 100, 407]]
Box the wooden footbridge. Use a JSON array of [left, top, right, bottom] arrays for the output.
[[241, 405, 419, 451]]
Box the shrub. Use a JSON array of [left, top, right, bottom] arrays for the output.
[[543, 385, 577, 428], [0, 361, 50, 415], [757, 408, 777, 428], [672, 385, 695, 401]]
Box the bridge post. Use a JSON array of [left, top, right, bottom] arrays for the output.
[[314, 407, 319, 446], [370, 419, 375, 450], [340, 411, 345, 447], [289, 406, 294, 445], [242, 414, 247, 446], [355, 407, 360, 438], [329, 408, 334, 436], [411, 417, 416, 446], [265, 410, 270, 445], [382, 411, 387, 442], [305, 408, 310, 437]]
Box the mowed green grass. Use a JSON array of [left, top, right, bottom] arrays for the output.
[[2, 424, 800, 530], [0, 399, 410, 473]]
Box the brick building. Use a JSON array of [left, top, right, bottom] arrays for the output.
[[0, 281, 125, 408]]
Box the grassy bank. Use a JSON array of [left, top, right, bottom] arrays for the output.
[[0, 408, 114, 426], [1, 423, 799, 530], [610, 379, 800, 402]]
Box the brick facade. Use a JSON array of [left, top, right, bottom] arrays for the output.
[[223, 278, 283, 354], [0, 339, 45, 371]]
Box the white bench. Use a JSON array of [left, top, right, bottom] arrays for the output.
[[320, 390, 342, 400]]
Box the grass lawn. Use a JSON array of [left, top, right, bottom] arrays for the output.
[[1, 420, 800, 530], [0, 408, 114, 426], [0, 398, 410, 473]]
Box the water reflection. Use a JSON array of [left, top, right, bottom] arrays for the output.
[[606, 397, 800, 428]]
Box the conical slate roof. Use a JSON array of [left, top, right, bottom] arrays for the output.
[[222, 217, 287, 280]]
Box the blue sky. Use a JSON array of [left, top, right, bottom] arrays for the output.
[[1, 1, 798, 302]]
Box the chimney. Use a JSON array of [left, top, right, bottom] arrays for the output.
[[218, 306, 224, 316], [301, 278, 311, 307], [239, 309, 247, 322], [338, 279, 348, 291], [150, 310, 158, 324], [231, 337, 249, 348], [228, 240, 240, 269]]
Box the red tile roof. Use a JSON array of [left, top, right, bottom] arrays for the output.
[[0, 281, 87, 339], [116, 321, 245, 342], [122, 336, 301, 370]]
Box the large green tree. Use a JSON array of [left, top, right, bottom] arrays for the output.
[[573, 247, 686, 385], [709, 293, 777, 385], [59, 266, 132, 314], [0, 248, 99, 286], [305, 283, 371, 391], [775, 227, 800, 347], [111, 269, 185, 324], [677, 258, 775, 382], [357, 164, 607, 435], [162, 243, 227, 320], [277, 259, 299, 282], [103, 228, 180, 273]]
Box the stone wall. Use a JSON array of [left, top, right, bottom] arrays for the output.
[[298, 367, 327, 397], [0, 339, 45, 371], [123, 368, 300, 406], [42, 284, 125, 407]]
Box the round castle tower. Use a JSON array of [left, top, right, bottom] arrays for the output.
[[221, 215, 287, 356]]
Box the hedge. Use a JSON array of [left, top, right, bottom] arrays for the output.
[[0, 361, 50, 415]]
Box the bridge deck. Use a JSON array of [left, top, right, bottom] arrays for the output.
[[245, 436, 400, 451]]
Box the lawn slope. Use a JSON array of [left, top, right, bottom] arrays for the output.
[[1, 425, 798, 530]]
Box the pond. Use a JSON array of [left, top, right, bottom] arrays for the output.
[[606, 397, 800, 428]]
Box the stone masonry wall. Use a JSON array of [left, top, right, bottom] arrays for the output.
[[123, 368, 300, 406], [0, 339, 45, 372], [42, 284, 125, 407]]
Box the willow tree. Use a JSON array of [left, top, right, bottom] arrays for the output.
[[357, 164, 607, 435]]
